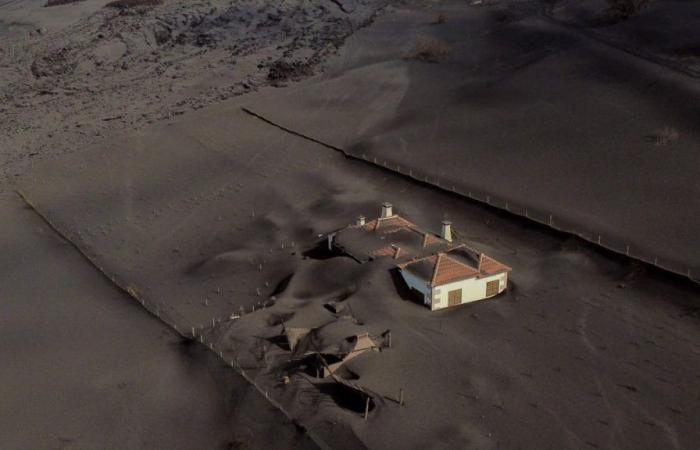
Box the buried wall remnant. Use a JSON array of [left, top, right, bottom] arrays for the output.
[[279, 321, 382, 417], [318, 333, 379, 377], [284, 324, 380, 378]]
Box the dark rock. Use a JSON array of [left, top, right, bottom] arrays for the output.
[[152, 24, 172, 45], [267, 59, 313, 82]]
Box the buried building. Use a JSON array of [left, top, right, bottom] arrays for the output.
[[328, 203, 511, 310], [397, 246, 510, 310], [284, 324, 381, 377], [280, 324, 382, 416]]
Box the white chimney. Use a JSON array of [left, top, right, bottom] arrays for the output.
[[381, 202, 393, 218], [356, 215, 366, 226], [441, 220, 453, 242]]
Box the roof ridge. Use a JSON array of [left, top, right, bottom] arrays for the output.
[[431, 253, 481, 287], [479, 253, 513, 273], [443, 252, 476, 270], [447, 242, 480, 254], [374, 214, 398, 230], [431, 253, 446, 286], [377, 215, 454, 246]]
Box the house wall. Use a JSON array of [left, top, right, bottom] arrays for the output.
[[431, 272, 508, 310], [399, 269, 432, 306]]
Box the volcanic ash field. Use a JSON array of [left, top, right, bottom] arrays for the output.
[[1, 0, 699, 449]]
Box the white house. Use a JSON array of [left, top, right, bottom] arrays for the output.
[[328, 202, 512, 310], [398, 246, 510, 310]]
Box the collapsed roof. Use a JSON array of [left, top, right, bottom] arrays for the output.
[[285, 319, 376, 360]]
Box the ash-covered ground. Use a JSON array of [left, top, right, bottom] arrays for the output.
[[0, 192, 315, 450], [2, 0, 700, 449], [0, 0, 386, 183], [245, 0, 700, 279], [18, 101, 700, 449]]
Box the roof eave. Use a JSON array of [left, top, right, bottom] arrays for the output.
[[430, 273, 480, 287], [400, 266, 433, 285], [477, 266, 513, 278]]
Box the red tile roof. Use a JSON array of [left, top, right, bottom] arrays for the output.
[[422, 233, 442, 247], [337, 214, 452, 262], [400, 246, 510, 287], [338, 210, 512, 284], [431, 254, 480, 286], [370, 245, 398, 258], [398, 255, 438, 280], [479, 254, 512, 276], [362, 219, 378, 231], [374, 215, 416, 231]]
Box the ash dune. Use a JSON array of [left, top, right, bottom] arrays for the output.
[[245, 0, 700, 279], [0, 193, 315, 450]]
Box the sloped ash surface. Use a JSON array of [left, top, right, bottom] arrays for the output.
[[18, 97, 700, 449], [0, 193, 316, 450], [243, 0, 700, 280], [0, 0, 387, 184]]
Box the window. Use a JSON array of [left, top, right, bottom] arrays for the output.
[[486, 280, 499, 297], [448, 289, 462, 306]]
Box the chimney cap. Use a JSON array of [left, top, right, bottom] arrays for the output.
[[441, 220, 453, 242], [381, 202, 394, 218]]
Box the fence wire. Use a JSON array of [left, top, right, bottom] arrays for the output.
[[17, 190, 331, 450], [240, 108, 698, 284]]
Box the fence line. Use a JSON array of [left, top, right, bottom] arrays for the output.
[[240, 108, 699, 285], [110, 290, 332, 449], [15, 190, 331, 450], [404, 168, 698, 283]]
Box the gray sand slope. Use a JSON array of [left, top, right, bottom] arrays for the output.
[[0, 0, 386, 184], [0, 193, 316, 450], [17, 96, 700, 448], [244, 0, 700, 280]]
